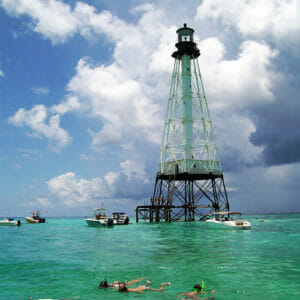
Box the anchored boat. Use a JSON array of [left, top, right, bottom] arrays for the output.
[[112, 212, 129, 225], [25, 211, 46, 224], [205, 211, 251, 229], [85, 209, 130, 226], [85, 208, 114, 226], [0, 217, 21, 226]]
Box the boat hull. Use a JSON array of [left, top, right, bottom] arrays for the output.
[[113, 216, 130, 225], [85, 218, 114, 226], [25, 217, 45, 224], [206, 219, 251, 230], [0, 220, 21, 226], [113, 221, 130, 225]]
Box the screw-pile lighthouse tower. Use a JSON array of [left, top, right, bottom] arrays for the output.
[[136, 24, 230, 222]]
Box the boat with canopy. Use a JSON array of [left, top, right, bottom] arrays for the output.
[[25, 211, 46, 224], [0, 217, 21, 226], [205, 211, 251, 229], [112, 212, 129, 225], [85, 208, 114, 226]]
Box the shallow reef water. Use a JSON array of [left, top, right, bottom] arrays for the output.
[[1, 214, 300, 299]]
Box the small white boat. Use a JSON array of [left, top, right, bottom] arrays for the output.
[[25, 211, 46, 224], [112, 212, 129, 225], [206, 211, 251, 229], [0, 217, 21, 226], [85, 208, 114, 226]]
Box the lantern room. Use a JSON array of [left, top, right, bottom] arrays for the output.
[[177, 23, 194, 42], [172, 23, 200, 59]]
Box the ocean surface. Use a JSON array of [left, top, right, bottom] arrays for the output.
[[1, 214, 300, 299]]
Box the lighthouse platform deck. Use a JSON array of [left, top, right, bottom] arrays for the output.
[[135, 204, 211, 223]]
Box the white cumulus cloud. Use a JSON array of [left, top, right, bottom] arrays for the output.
[[47, 172, 107, 206], [37, 197, 54, 207], [196, 0, 300, 47], [198, 38, 281, 109], [66, 57, 162, 146], [8, 104, 71, 152], [0, 0, 136, 44], [88, 125, 122, 147], [47, 159, 150, 207], [5, 4, 168, 151], [1, 0, 79, 44], [51, 95, 83, 115], [4, 1, 284, 169]]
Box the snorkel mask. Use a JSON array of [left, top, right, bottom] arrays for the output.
[[193, 281, 205, 292]]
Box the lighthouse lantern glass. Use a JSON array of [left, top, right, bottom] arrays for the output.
[[182, 34, 190, 42]]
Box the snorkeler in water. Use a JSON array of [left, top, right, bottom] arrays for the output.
[[118, 281, 171, 293], [99, 278, 146, 289], [177, 284, 215, 298]]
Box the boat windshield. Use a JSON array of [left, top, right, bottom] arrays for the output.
[[32, 211, 40, 219], [113, 212, 127, 220], [214, 212, 241, 221], [94, 208, 106, 219]]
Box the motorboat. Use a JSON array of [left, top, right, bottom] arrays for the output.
[[112, 212, 129, 225], [205, 211, 251, 229], [0, 217, 21, 226], [25, 211, 46, 224], [85, 208, 114, 226]]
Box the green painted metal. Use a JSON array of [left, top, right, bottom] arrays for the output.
[[181, 54, 193, 160], [159, 27, 222, 176], [135, 24, 230, 223]]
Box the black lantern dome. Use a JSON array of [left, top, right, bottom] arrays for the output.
[[172, 23, 200, 59]]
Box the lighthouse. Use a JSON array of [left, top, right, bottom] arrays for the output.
[[136, 24, 230, 222]]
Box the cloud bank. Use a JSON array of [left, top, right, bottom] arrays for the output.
[[196, 0, 300, 47], [2, 0, 300, 212], [47, 159, 150, 207]]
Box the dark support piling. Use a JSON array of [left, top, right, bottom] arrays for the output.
[[135, 173, 229, 223]]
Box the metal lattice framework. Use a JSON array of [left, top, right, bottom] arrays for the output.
[[159, 57, 221, 176], [136, 24, 230, 222]]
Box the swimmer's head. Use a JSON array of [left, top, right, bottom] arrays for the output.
[[99, 281, 108, 289], [119, 285, 128, 293], [193, 284, 202, 292], [119, 282, 126, 289]]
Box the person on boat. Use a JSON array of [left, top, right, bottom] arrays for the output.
[[177, 284, 215, 298], [99, 278, 145, 289], [118, 282, 171, 293]]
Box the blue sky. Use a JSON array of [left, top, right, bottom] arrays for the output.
[[0, 0, 300, 217]]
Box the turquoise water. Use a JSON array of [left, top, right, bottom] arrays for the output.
[[1, 214, 300, 299]]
